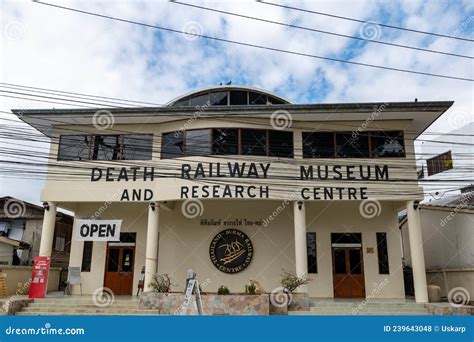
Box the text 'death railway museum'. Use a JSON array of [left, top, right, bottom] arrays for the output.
[[14, 85, 453, 302]]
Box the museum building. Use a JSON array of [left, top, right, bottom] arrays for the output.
[[14, 86, 453, 302]]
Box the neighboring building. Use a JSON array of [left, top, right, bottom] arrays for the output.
[[14, 85, 453, 302], [0, 196, 73, 267], [400, 188, 474, 301], [417, 122, 474, 201]]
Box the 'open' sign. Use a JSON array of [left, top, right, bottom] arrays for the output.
[[73, 219, 122, 241]]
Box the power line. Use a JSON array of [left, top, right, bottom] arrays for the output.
[[257, 0, 474, 43], [171, 1, 473, 60], [33, 1, 473, 82]]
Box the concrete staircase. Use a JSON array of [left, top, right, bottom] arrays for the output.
[[289, 298, 433, 316], [15, 297, 160, 316]]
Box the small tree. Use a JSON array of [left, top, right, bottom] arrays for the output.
[[280, 271, 310, 293], [149, 273, 172, 293]]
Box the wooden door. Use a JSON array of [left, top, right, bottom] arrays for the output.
[[104, 245, 135, 295], [332, 246, 365, 298]]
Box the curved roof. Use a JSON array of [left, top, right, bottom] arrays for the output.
[[166, 85, 292, 107]]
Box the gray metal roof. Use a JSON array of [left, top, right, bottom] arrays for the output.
[[422, 191, 474, 210]]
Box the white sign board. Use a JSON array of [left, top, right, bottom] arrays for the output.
[[73, 219, 122, 241]]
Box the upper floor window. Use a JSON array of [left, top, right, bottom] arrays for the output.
[[303, 131, 405, 158], [161, 128, 293, 159], [58, 134, 153, 161], [426, 151, 453, 176]]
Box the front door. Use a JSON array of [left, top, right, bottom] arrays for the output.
[[104, 233, 135, 295], [331, 233, 365, 298]]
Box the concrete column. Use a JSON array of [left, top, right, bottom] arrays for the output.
[[39, 202, 57, 257], [406, 200, 428, 303], [293, 201, 308, 293], [144, 202, 160, 291]]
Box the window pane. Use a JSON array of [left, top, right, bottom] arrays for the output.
[[302, 132, 334, 158], [121, 248, 134, 273], [107, 248, 119, 272], [269, 130, 293, 158], [334, 249, 347, 274], [249, 92, 267, 105], [190, 93, 209, 107], [336, 132, 369, 158], [267, 96, 285, 105], [376, 232, 390, 274], [210, 91, 228, 106], [371, 131, 405, 157], [173, 97, 190, 107], [91, 135, 122, 160], [186, 129, 211, 156], [123, 134, 153, 160], [331, 233, 362, 244], [81, 241, 93, 272], [427, 151, 453, 176], [241, 129, 266, 156], [349, 249, 362, 274], [306, 232, 317, 273], [229, 90, 248, 105], [58, 135, 91, 160], [161, 132, 184, 159], [212, 128, 238, 155]]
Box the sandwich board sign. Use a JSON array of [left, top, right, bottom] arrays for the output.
[[179, 270, 203, 315]]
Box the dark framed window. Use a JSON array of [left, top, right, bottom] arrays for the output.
[[376, 232, 389, 274], [212, 128, 239, 155], [336, 132, 370, 158], [269, 130, 293, 158], [58, 135, 92, 161], [371, 131, 405, 157], [249, 91, 267, 105], [427, 151, 453, 176], [210, 91, 228, 106], [81, 241, 93, 272], [306, 232, 317, 273], [185, 129, 212, 156], [303, 132, 334, 158], [58, 134, 152, 161], [190, 93, 209, 107], [229, 90, 248, 105], [161, 132, 184, 159], [241, 129, 267, 156], [122, 134, 153, 160]]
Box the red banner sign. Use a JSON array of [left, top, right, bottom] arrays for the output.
[[28, 256, 51, 298]]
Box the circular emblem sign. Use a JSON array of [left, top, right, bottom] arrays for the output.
[[209, 229, 253, 274]]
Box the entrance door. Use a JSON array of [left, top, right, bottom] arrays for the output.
[[104, 233, 135, 295], [331, 233, 365, 298]]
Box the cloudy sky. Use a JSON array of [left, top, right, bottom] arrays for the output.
[[0, 0, 473, 205]]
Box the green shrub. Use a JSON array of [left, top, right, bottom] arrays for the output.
[[245, 283, 257, 295], [280, 271, 310, 293], [217, 285, 230, 295]]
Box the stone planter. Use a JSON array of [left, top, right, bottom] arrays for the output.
[[140, 292, 269, 315], [288, 292, 309, 311], [269, 292, 309, 315]]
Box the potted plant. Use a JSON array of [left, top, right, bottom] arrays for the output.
[[217, 285, 230, 295]]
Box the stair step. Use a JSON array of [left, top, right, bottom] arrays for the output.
[[309, 302, 425, 308], [28, 303, 140, 309], [20, 308, 156, 314], [16, 311, 161, 316], [290, 311, 433, 316]]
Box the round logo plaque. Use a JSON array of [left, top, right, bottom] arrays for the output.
[[209, 229, 253, 274]]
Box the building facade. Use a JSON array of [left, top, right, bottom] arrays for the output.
[[15, 86, 453, 302]]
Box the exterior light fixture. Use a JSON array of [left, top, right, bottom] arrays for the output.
[[43, 202, 50, 211], [150, 202, 156, 211]]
